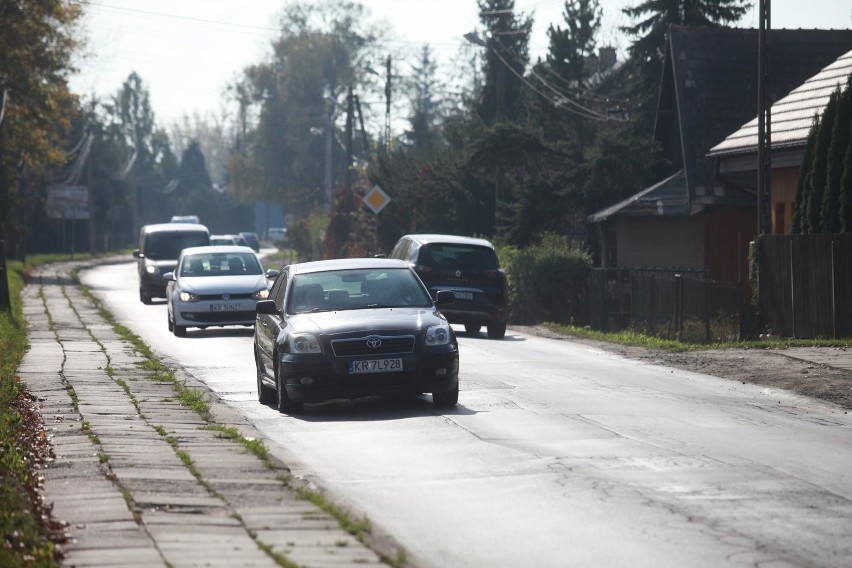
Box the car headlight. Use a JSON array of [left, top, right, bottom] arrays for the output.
[[288, 333, 321, 354], [179, 291, 201, 302], [146, 264, 159, 274], [253, 289, 270, 300], [425, 324, 451, 346]]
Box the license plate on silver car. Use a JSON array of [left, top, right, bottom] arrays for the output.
[[453, 291, 474, 300], [210, 303, 242, 312], [348, 358, 403, 374]]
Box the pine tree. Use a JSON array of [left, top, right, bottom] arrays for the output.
[[806, 88, 840, 233], [545, 0, 602, 83], [476, 0, 533, 125], [822, 79, 852, 233], [405, 46, 445, 152], [840, 110, 852, 232], [621, 0, 750, 105]]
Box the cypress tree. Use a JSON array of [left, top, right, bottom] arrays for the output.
[[840, 116, 852, 232], [806, 88, 840, 233], [822, 79, 852, 233], [792, 114, 819, 234]]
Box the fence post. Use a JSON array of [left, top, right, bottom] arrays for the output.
[[704, 272, 711, 343], [674, 273, 683, 342], [649, 273, 656, 336], [0, 240, 11, 311], [600, 269, 608, 332], [789, 240, 796, 338], [830, 239, 836, 339]]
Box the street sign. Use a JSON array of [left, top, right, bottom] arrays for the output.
[[47, 185, 89, 220], [363, 184, 391, 214]]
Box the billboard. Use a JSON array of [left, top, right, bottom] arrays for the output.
[[47, 186, 89, 220]]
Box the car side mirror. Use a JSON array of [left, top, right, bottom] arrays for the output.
[[435, 290, 455, 305], [133, 249, 142, 258], [255, 299, 278, 315], [163, 272, 175, 281], [265, 269, 279, 279]]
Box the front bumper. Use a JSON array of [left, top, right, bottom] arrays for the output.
[[175, 300, 258, 328], [280, 348, 459, 402]]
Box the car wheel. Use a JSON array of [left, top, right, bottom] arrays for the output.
[[140, 286, 152, 305], [433, 385, 459, 409], [275, 364, 303, 414], [167, 312, 174, 332], [487, 322, 506, 339], [173, 323, 187, 337], [464, 324, 481, 335], [256, 350, 275, 405]]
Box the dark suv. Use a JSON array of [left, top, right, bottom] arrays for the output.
[[133, 222, 210, 304], [388, 234, 508, 338]]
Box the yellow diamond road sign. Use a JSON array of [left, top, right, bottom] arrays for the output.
[[364, 184, 391, 214]]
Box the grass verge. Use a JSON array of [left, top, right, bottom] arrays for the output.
[[543, 322, 852, 351], [1, 258, 62, 567]]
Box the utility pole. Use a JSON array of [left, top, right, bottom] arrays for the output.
[[344, 86, 354, 202], [0, 85, 12, 310], [757, 0, 772, 235], [384, 55, 392, 154]]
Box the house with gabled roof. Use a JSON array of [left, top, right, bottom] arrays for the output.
[[709, 49, 852, 234], [587, 25, 852, 286]]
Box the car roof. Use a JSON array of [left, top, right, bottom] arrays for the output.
[[401, 234, 495, 248], [180, 245, 256, 256], [141, 222, 209, 233], [289, 257, 407, 275]]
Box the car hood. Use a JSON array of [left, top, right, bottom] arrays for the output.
[[291, 307, 448, 336], [179, 274, 267, 294]]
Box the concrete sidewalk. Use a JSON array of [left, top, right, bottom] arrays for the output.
[[17, 261, 392, 568]]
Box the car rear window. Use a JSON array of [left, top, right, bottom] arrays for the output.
[[419, 244, 499, 270]]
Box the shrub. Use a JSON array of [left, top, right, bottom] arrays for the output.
[[498, 234, 592, 325]]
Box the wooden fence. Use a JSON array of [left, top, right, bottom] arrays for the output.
[[756, 234, 852, 338], [588, 268, 741, 342]]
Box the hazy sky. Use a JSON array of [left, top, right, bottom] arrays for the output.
[[70, 0, 852, 127]]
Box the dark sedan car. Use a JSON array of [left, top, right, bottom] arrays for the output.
[[254, 258, 459, 414]]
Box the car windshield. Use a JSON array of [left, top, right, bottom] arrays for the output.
[[179, 252, 262, 277], [145, 232, 209, 260], [288, 268, 433, 313], [420, 244, 499, 270]]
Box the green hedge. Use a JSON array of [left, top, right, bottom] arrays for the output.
[[498, 234, 592, 325]]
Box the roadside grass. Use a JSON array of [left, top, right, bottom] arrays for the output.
[[543, 322, 852, 351], [261, 248, 298, 268], [0, 258, 59, 567]]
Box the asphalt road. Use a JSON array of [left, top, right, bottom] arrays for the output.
[[81, 261, 852, 568]]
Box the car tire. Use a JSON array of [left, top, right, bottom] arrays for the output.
[[140, 286, 152, 305], [256, 351, 275, 405], [487, 322, 506, 339], [173, 323, 187, 337], [464, 324, 481, 335], [433, 385, 459, 409], [275, 364, 303, 414], [167, 313, 174, 332]]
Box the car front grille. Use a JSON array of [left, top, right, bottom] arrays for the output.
[[198, 292, 255, 301], [181, 311, 255, 323], [331, 335, 416, 357]]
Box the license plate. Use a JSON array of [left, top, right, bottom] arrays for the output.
[[348, 358, 403, 374], [210, 303, 242, 312], [453, 291, 474, 300]]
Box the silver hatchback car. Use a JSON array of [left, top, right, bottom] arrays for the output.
[[164, 245, 270, 336]]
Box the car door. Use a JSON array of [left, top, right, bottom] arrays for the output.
[[256, 269, 288, 367]]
